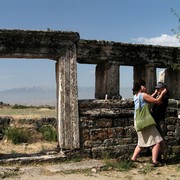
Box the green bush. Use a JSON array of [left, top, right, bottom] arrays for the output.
[[39, 125, 57, 142], [5, 127, 30, 144], [12, 104, 30, 109]]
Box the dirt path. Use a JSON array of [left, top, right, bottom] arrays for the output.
[[18, 167, 180, 180], [1, 158, 180, 180]]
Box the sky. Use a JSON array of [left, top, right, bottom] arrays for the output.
[[0, 0, 180, 92]]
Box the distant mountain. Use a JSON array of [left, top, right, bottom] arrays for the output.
[[78, 87, 95, 99], [0, 86, 56, 106], [0, 86, 132, 105], [78, 87, 132, 100]]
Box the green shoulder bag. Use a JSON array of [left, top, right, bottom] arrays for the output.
[[135, 94, 156, 132]]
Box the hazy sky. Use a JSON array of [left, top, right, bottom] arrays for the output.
[[0, 0, 180, 91]]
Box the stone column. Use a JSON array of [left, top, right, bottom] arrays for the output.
[[144, 65, 156, 94], [56, 45, 79, 150], [95, 61, 120, 99], [133, 65, 146, 84], [134, 64, 156, 94], [164, 68, 180, 99]]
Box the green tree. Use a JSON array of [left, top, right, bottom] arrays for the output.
[[171, 8, 180, 42]]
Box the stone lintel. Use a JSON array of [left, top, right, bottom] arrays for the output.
[[77, 40, 180, 68], [0, 29, 80, 59]]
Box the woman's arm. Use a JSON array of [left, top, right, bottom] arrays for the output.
[[143, 88, 167, 104], [151, 89, 158, 97]]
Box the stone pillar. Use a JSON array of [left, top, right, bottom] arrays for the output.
[[95, 61, 120, 99], [55, 45, 79, 150], [144, 65, 156, 94], [164, 68, 180, 99], [134, 65, 156, 94], [133, 65, 146, 84]]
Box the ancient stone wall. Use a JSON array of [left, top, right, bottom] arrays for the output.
[[77, 40, 180, 67], [0, 99, 179, 158], [0, 29, 79, 59], [0, 29, 179, 151], [78, 99, 180, 158]]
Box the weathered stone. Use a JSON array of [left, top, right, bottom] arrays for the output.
[[175, 126, 180, 137], [0, 28, 179, 157], [107, 127, 124, 138], [77, 40, 180, 66], [79, 99, 179, 158], [90, 129, 108, 141], [92, 145, 130, 158], [167, 125, 175, 131], [94, 118, 112, 128], [165, 117, 177, 125], [167, 131, 174, 136], [84, 140, 102, 148], [80, 129, 90, 140], [0, 29, 80, 59], [0, 117, 11, 125], [113, 118, 130, 127], [103, 138, 115, 146], [80, 118, 94, 128], [172, 146, 180, 155]]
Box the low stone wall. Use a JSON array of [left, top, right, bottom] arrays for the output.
[[0, 99, 179, 159], [79, 99, 180, 158]]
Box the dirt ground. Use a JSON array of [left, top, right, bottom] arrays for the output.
[[1, 158, 180, 180], [0, 107, 179, 180], [21, 167, 180, 180], [0, 141, 179, 180]]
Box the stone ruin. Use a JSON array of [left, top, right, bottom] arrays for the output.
[[0, 29, 179, 157]]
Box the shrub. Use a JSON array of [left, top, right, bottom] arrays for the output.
[[5, 127, 30, 144], [12, 104, 30, 109], [39, 125, 57, 142]]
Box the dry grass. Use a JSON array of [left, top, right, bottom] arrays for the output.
[[0, 106, 56, 119], [0, 105, 57, 155], [0, 140, 58, 155]]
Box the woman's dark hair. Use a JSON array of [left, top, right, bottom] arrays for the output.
[[132, 79, 146, 93], [138, 79, 146, 86], [132, 81, 141, 93]]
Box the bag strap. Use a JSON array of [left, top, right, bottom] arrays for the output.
[[138, 93, 142, 110]]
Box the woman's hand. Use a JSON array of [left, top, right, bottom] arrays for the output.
[[161, 88, 167, 95], [151, 89, 158, 97]]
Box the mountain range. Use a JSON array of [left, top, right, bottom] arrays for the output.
[[0, 86, 132, 105]]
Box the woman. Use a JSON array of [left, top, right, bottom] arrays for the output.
[[151, 82, 169, 162], [131, 81, 167, 166]]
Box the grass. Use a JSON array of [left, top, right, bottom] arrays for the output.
[[138, 163, 154, 174], [66, 157, 83, 163], [176, 165, 180, 171], [39, 125, 57, 142], [0, 170, 19, 179], [102, 159, 135, 172], [5, 127, 30, 144], [0, 106, 56, 118], [12, 104, 55, 109]]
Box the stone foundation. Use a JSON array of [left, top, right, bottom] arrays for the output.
[[0, 99, 179, 159], [79, 99, 180, 158]]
